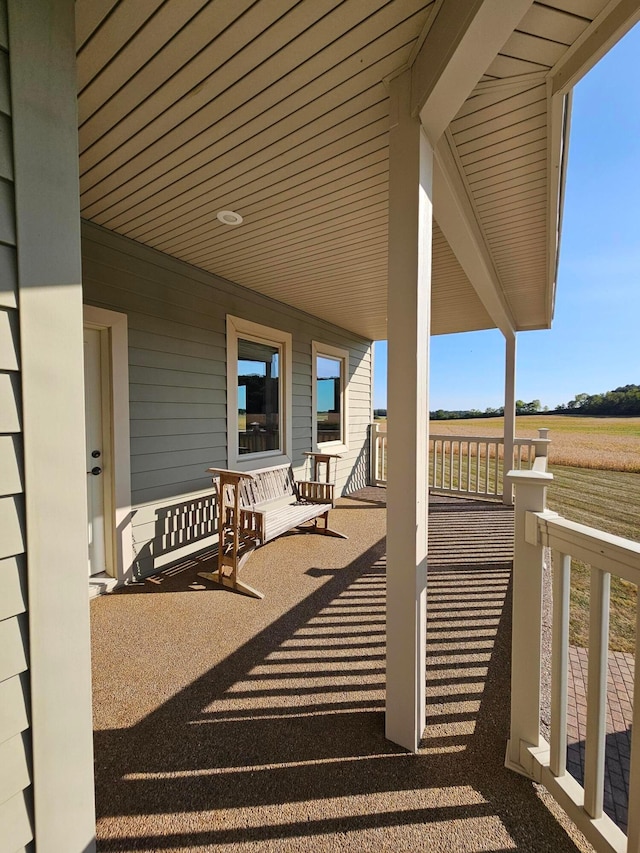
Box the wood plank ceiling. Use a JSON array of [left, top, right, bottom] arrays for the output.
[[75, 0, 610, 340]]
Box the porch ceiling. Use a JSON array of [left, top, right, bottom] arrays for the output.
[[76, 0, 617, 340]]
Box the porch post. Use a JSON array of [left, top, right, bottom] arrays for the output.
[[385, 70, 432, 752], [9, 0, 96, 848], [505, 467, 553, 777], [503, 333, 516, 504]]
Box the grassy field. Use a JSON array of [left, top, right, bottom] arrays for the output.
[[418, 415, 640, 652], [429, 414, 640, 472], [546, 466, 639, 652]]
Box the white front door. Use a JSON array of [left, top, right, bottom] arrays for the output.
[[84, 327, 107, 576]]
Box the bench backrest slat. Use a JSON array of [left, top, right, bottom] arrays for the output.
[[216, 462, 297, 509]]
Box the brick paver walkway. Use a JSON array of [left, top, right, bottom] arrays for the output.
[[566, 646, 635, 832]]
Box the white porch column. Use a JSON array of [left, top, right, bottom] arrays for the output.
[[9, 0, 97, 848], [385, 70, 432, 752], [505, 468, 552, 777], [503, 333, 516, 505]]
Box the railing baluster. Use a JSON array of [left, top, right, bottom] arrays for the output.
[[583, 568, 611, 819], [443, 440, 448, 490], [550, 551, 571, 777], [627, 599, 640, 852], [430, 439, 434, 488], [444, 440, 448, 489], [457, 439, 462, 492], [442, 440, 446, 489], [432, 439, 437, 488], [373, 425, 379, 483], [382, 436, 386, 483], [484, 441, 490, 495], [445, 439, 450, 489]]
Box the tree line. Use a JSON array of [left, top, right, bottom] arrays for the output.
[[373, 384, 640, 419], [555, 384, 640, 416]]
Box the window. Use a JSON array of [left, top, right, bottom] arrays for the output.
[[227, 316, 292, 468], [312, 341, 348, 451]]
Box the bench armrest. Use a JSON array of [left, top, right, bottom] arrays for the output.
[[239, 507, 266, 545], [297, 480, 335, 505]]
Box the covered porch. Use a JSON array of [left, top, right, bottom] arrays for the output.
[[91, 488, 586, 852], [3, 2, 640, 852]]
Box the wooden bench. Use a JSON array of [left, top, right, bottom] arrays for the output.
[[198, 452, 347, 599]]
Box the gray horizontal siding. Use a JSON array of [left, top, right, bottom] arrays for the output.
[[0, 242, 17, 308], [82, 219, 372, 578], [0, 17, 32, 849]]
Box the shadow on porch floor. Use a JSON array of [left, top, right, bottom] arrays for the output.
[[90, 489, 594, 853]]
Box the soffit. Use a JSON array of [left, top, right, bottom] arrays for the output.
[[75, 0, 497, 340], [448, 0, 611, 330], [75, 0, 614, 340]]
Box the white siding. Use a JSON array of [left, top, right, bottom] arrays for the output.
[[0, 0, 32, 846], [81, 221, 372, 580]]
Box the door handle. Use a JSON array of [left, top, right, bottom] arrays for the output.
[[89, 467, 102, 476]]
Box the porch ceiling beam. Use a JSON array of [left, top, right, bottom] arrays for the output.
[[433, 133, 516, 337], [551, 0, 640, 96], [411, 0, 534, 144]]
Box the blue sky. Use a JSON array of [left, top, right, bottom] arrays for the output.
[[374, 23, 640, 411]]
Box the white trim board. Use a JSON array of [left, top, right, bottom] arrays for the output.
[[226, 314, 293, 471], [83, 304, 133, 585], [312, 340, 349, 455]]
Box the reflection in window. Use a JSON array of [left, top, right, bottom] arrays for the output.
[[238, 338, 280, 455], [316, 355, 342, 444]]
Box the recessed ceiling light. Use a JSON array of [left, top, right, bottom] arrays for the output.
[[217, 210, 243, 226]]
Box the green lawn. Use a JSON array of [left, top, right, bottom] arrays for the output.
[[546, 466, 639, 652]]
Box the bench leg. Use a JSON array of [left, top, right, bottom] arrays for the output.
[[197, 570, 264, 600], [197, 540, 264, 599], [297, 511, 348, 540]]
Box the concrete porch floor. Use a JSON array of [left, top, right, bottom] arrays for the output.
[[90, 488, 599, 853]]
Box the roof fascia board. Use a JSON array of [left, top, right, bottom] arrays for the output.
[[412, 0, 534, 143], [433, 134, 516, 337], [551, 0, 640, 96], [545, 85, 572, 327]]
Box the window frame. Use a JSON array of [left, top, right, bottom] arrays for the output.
[[227, 315, 292, 470], [312, 341, 349, 453]]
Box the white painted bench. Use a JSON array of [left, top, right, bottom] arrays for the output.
[[198, 452, 346, 598]]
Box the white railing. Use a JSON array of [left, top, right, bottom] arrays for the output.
[[369, 423, 549, 501], [507, 463, 640, 853], [370, 422, 387, 486], [430, 433, 542, 499]]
